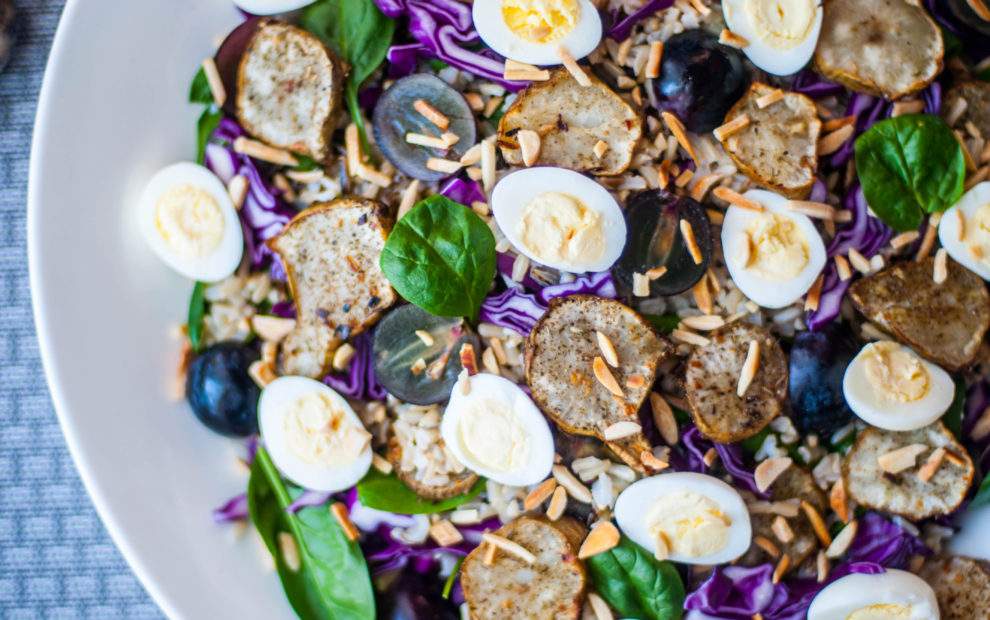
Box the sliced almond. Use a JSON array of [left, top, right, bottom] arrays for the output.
[[227, 174, 248, 210], [330, 502, 360, 542], [772, 554, 791, 584], [804, 273, 825, 312], [848, 247, 872, 274], [661, 111, 699, 166], [771, 515, 795, 544], [546, 485, 568, 520], [835, 255, 852, 281], [596, 330, 620, 367], [552, 464, 593, 503], [517, 129, 542, 167], [890, 230, 920, 249], [817, 549, 830, 583], [593, 356, 625, 397], [755, 456, 792, 493], [429, 519, 464, 547], [482, 533, 537, 564], [754, 535, 781, 558], [641, 450, 670, 471], [713, 114, 751, 141], [737, 340, 760, 397], [645, 41, 664, 78], [278, 532, 301, 571], [671, 328, 710, 347], [201, 57, 227, 107], [822, 115, 856, 133], [718, 28, 750, 49], [917, 447, 947, 482], [801, 500, 832, 547], [587, 592, 614, 620], [679, 315, 725, 331], [413, 99, 450, 130], [825, 520, 858, 558], [703, 447, 719, 467], [877, 443, 927, 474], [933, 248, 948, 284], [603, 421, 642, 440], [650, 392, 679, 445], [714, 186, 764, 211], [524, 478, 558, 510], [251, 315, 296, 342], [578, 521, 621, 559]]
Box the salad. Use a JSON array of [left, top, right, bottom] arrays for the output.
[[139, 0, 990, 618]]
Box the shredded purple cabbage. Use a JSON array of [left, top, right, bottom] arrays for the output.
[[323, 332, 388, 401], [287, 490, 333, 515], [269, 301, 296, 319], [495, 253, 544, 290], [374, 0, 524, 90], [846, 512, 932, 569], [788, 70, 845, 99], [924, 0, 990, 62], [536, 270, 618, 304], [607, 0, 676, 42], [203, 118, 296, 269], [439, 176, 486, 206], [478, 287, 545, 335], [678, 425, 769, 498], [685, 562, 884, 620], [212, 492, 249, 523]]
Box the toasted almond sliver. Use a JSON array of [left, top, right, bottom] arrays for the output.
[[817, 550, 830, 584], [654, 535, 670, 561], [817, 125, 855, 155], [890, 230, 920, 249], [679, 219, 704, 264], [917, 447, 947, 483], [825, 520, 858, 558], [641, 449, 670, 471], [713, 114, 751, 141], [848, 247, 872, 274], [718, 28, 749, 49], [578, 521, 621, 559], [331, 502, 360, 542], [414, 99, 450, 130], [834, 209, 853, 223], [877, 443, 927, 474], [547, 485, 568, 520], [661, 111, 699, 166], [483, 541, 498, 565], [772, 554, 791, 584], [406, 132, 449, 149], [482, 533, 537, 564], [552, 464, 593, 503], [593, 139, 609, 159], [227, 174, 249, 210], [754, 535, 781, 558], [251, 315, 296, 342], [233, 136, 298, 167], [504, 68, 551, 81], [504, 58, 541, 72], [483, 95, 505, 119], [772, 500, 801, 518], [787, 200, 835, 220], [933, 248, 948, 284], [971, 407, 990, 441], [397, 178, 421, 219], [675, 168, 694, 188], [680, 315, 725, 331], [802, 501, 832, 547], [557, 46, 592, 86], [429, 520, 463, 547], [650, 392, 679, 445], [703, 447, 719, 467], [835, 255, 852, 281], [646, 41, 664, 78], [371, 452, 393, 474], [805, 273, 825, 312], [755, 457, 793, 493], [481, 137, 497, 192], [690, 173, 723, 202], [587, 592, 614, 620], [822, 115, 857, 133], [956, 129, 979, 171], [201, 57, 227, 107], [278, 532, 301, 571], [517, 129, 542, 167], [657, 160, 672, 189], [714, 186, 764, 211], [248, 360, 276, 388], [915, 212, 941, 261], [593, 356, 625, 397], [604, 421, 643, 441], [891, 100, 926, 117], [625, 375, 646, 389], [737, 340, 760, 397], [596, 331, 620, 367], [459, 343, 478, 376], [646, 266, 668, 280], [771, 515, 795, 544], [692, 277, 714, 315], [944, 451, 967, 467], [671, 328, 710, 347], [426, 157, 463, 174], [755, 88, 784, 109], [524, 478, 558, 511], [459, 143, 483, 166], [632, 272, 651, 297]]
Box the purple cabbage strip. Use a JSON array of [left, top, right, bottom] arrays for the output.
[[203, 118, 296, 269], [607, 0, 676, 42], [439, 176, 486, 206], [478, 287, 545, 335], [846, 512, 931, 569], [496, 252, 544, 290], [374, 0, 524, 90], [269, 301, 296, 319], [788, 69, 845, 99], [923, 0, 990, 62], [286, 490, 333, 515], [536, 270, 618, 304], [679, 426, 768, 498], [323, 332, 388, 401], [212, 492, 250, 523], [829, 93, 888, 168]]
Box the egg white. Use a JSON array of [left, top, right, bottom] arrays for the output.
[[721, 189, 827, 309], [490, 166, 626, 273], [721, 0, 823, 76], [259, 376, 372, 493], [472, 0, 603, 66], [613, 472, 752, 565], [233, 0, 315, 15], [842, 341, 954, 432], [440, 373, 555, 487], [938, 181, 990, 281], [807, 569, 940, 620], [138, 162, 244, 282]]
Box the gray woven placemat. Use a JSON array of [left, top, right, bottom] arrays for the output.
[[0, 2, 163, 617]]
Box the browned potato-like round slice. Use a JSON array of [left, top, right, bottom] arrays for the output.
[[920, 554, 990, 619], [848, 258, 990, 372], [683, 322, 788, 443], [814, 0, 943, 99], [719, 83, 821, 199], [461, 516, 587, 620], [386, 437, 478, 501], [526, 295, 673, 472], [237, 19, 344, 162], [943, 80, 990, 137], [842, 422, 974, 520], [739, 465, 826, 568], [498, 69, 642, 175]]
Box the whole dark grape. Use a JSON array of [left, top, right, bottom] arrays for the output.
[[649, 29, 750, 133], [186, 342, 261, 437], [789, 323, 857, 435]]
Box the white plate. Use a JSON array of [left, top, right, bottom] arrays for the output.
[[28, 1, 294, 618]]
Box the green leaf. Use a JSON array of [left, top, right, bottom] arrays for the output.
[[944, 376, 967, 440], [292, 155, 322, 172], [356, 467, 485, 514], [442, 556, 464, 599], [586, 536, 685, 620], [196, 106, 223, 165], [643, 314, 682, 335], [299, 0, 396, 149], [854, 114, 966, 232], [187, 281, 207, 353], [248, 447, 375, 620], [428, 59, 451, 72], [380, 195, 497, 320], [971, 474, 990, 511], [189, 67, 213, 104]]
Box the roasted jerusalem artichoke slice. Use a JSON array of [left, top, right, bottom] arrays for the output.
[[919, 554, 990, 619], [268, 198, 397, 379], [525, 295, 673, 473], [236, 19, 345, 162], [461, 516, 587, 620], [718, 82, 821, 199], [498, 69, 642, 175], [848, 258, 990, 372], [943, 80, 990, 138], [814, 0, 943, 99]]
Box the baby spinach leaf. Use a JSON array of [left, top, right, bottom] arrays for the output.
[[586, 535, 685, 620], [642, 313, 682, 335], [299, 0, 395, 148], [195, 106, 223, 165], [356, 467, 485, 514], [187, 281, 207, 353], [380, 195, 497, 320], [944, 376, 967, 440], [854, 114, 965, 232], [189, 67, 213, 104], [248, 447, 375, 620]]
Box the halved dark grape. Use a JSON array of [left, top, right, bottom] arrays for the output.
[[372, 304, 480, 405], [613, 190, 712, 296], [186, 342, 261, 437], [373, 74, 477, 182], [214, 17, 262, 116], [789, 322, 857, 435], [648, 29, 750, 133]]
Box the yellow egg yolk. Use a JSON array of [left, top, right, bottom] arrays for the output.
[[846, 603, 917, 619], [458, 398, 531, 472], [283, 392, 371, 469], [517, 191, 606, 267], [744, 0, 817, 50], [964, 202, 990, 264], [155, 184, 225, 259], [743, 212, 809, 280], [862, 341, 929, 403], [646, 491, 732, 558], [502, 0, 580, 43]]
